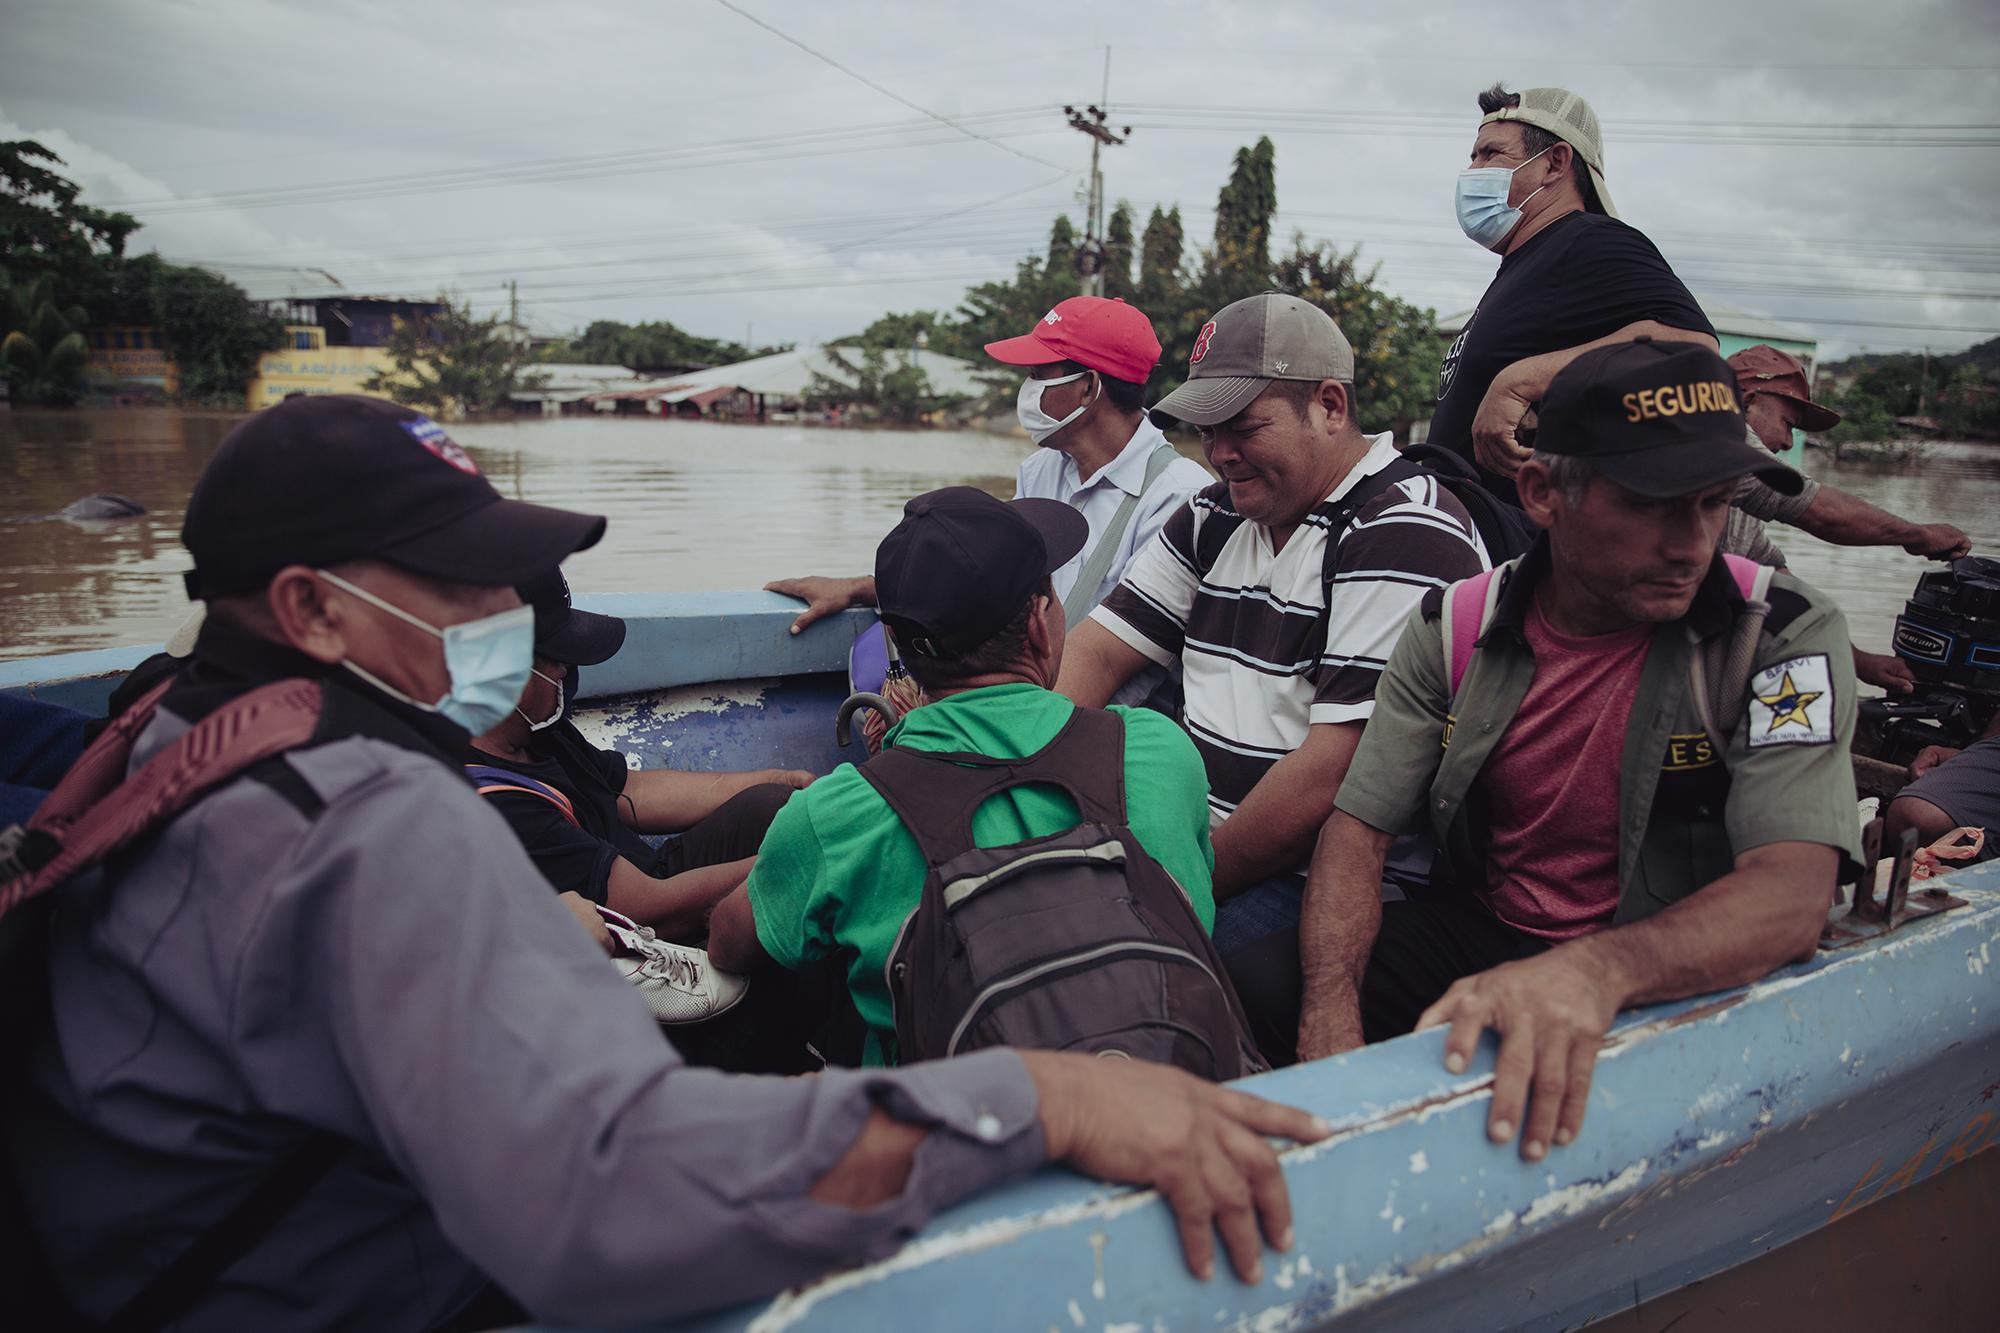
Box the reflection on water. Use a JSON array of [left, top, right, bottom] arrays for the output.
[[0, 410, 1043, 660], [3, 408, 1998, 664]]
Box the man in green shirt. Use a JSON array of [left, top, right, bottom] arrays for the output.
[[708, 488, 1217, 1066], [1233, 339, 1863, 1162]]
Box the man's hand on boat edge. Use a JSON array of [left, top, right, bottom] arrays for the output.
[[766, 574, 876, 635], [1021, 1050, 1332, 1285]]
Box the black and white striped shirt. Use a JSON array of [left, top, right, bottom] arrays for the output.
[[1094, 433, 1488, 822]]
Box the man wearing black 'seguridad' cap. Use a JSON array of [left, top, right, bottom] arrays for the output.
[[1257, 340, 1861, 1166]]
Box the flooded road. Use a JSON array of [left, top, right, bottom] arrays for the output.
[[3, 407, 1997, 664]]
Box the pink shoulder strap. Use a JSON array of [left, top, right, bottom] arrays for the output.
[[1720, 552, 1775, 603], [1442, 568, 1504, 699]]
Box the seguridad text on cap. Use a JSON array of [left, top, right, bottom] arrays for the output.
[[1534, 338, 1805, 499]]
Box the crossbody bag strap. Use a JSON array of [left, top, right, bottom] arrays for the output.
[[1059, 441, 1180, 624], [101, 1133, 348, 1333]]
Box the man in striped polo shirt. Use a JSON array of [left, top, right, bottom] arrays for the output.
[[1059, 293, 1489, 954]]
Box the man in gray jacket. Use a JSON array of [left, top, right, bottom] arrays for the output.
[[4, 396, 1324, 1330]]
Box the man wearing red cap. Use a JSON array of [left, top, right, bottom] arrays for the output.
[[1722, 344, 1971, 692], [768, 298, 1209, 698]]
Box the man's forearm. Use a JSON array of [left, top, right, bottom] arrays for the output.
[[1559, 844, 1835, 1010], [1054, 620, 1150, 709], [1796, 486, 1921, 548], [1502, 321, 1719, 404], [623, 768, 785, 832], [1296, 812, 1394, 1058], [1210, 724, 1362, 898]]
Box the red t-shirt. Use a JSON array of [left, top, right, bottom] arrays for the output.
[[1478, 599, 1654, 940]]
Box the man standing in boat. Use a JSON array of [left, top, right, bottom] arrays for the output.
[[768, 296, 1210, 708], [1265, 341, 1862, 1164], [1431, 85, 1717, 505], [3, 395, 1327, 1331]]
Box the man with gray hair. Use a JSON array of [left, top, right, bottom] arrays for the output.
[[1432, 84, 1716, 504], [1263, 340, 1860, 1166], [1058, 293, 1488, 955]]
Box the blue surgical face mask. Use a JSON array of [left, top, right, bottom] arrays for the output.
[[1455, 146, 1552, 252], [316, 570, 535, 736]]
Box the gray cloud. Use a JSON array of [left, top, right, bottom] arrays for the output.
[[4, 0, 1996, 357]]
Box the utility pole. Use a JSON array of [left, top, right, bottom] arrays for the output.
[[508, 280, 520, 344], [1064, 50, 1129, 298]]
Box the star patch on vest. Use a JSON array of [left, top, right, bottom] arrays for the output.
[[1746, 654, 1835, 748]]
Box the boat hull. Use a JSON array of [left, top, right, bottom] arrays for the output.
[[4, 592, 1997, 1330]]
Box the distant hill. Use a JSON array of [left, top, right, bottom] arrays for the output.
[[1825, 335, 2000, 378]]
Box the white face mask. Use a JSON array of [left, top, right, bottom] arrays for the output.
[[517, 667, 564, 732], [1455, 146, 1553, 252], [1016, 370, 1093, 444], [316, 570, 535, 736]]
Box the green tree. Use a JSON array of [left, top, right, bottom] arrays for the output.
[[0, 140, 137, 313], [547, 318, 771, 370], [1270, 236, 1445, 437], [364, 299, 544, 416], [1045, 214, 1078, 282], [1102, 202, 1137, 301], [134, 258, 288, 407], [1212, 136, 1277, 291], [1137, 205, 1187, 319], [809, 345, 968, 425], [0, 272, 89, 405]]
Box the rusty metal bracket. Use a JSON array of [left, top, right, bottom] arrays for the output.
[[1821, 819, 1968, 950]]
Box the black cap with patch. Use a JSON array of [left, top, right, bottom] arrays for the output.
[[874, 487, 1087, 659], [1536, 338, 1805, 498], [521, 567, 626, 666], [182, 395, 605, 598]]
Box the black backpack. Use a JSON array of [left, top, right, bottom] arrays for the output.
[[1398, 443, 1538, 563], [859, 706, 1265, 1079]]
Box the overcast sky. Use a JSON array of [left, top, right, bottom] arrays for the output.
[[4, 0, 1997, 359]]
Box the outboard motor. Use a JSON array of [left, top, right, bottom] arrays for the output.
[[1861, 556, 2000, 765]]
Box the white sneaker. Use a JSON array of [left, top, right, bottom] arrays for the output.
[[599, 910, 750, 1025]]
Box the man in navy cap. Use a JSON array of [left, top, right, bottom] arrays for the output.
[[708, 487, 1220, 1068], [6, 397, 1327, 1331], [1261, 341, 1861, 1160]]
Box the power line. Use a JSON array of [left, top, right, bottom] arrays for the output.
[[712, 0, 1069, 172]]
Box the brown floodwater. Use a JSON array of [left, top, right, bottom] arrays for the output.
[[3, 407, 1998, 664]]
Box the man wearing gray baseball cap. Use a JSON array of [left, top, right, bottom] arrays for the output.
[[1059, 293, 1490, 955]]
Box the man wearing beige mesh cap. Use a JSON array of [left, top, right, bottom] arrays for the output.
[[1432, 84, 1717, 505]]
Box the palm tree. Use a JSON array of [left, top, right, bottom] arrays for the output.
[[1, 273, 90, 405]]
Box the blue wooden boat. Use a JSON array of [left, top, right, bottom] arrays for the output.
[[4, 590, 1998, 1331]]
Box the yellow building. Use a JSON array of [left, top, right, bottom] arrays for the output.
[[246, 325, 399, 407]]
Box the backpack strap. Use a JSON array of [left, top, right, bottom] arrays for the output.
[[1439, 565, 1509, 702], [1685, 554, 1778, 763], [858, 707, 1129, 868], [0, 677, 324, 923], [1314, 459, 1422, 653], [464, 763, 581, 827], [0, 675, 346, 1331], [1060, 441, 1179, 624]]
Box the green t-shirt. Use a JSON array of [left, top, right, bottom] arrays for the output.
[[747, 683, 1216, 1066]]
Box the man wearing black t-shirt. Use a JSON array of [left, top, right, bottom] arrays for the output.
[[1433, 84, 1717, 504]]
